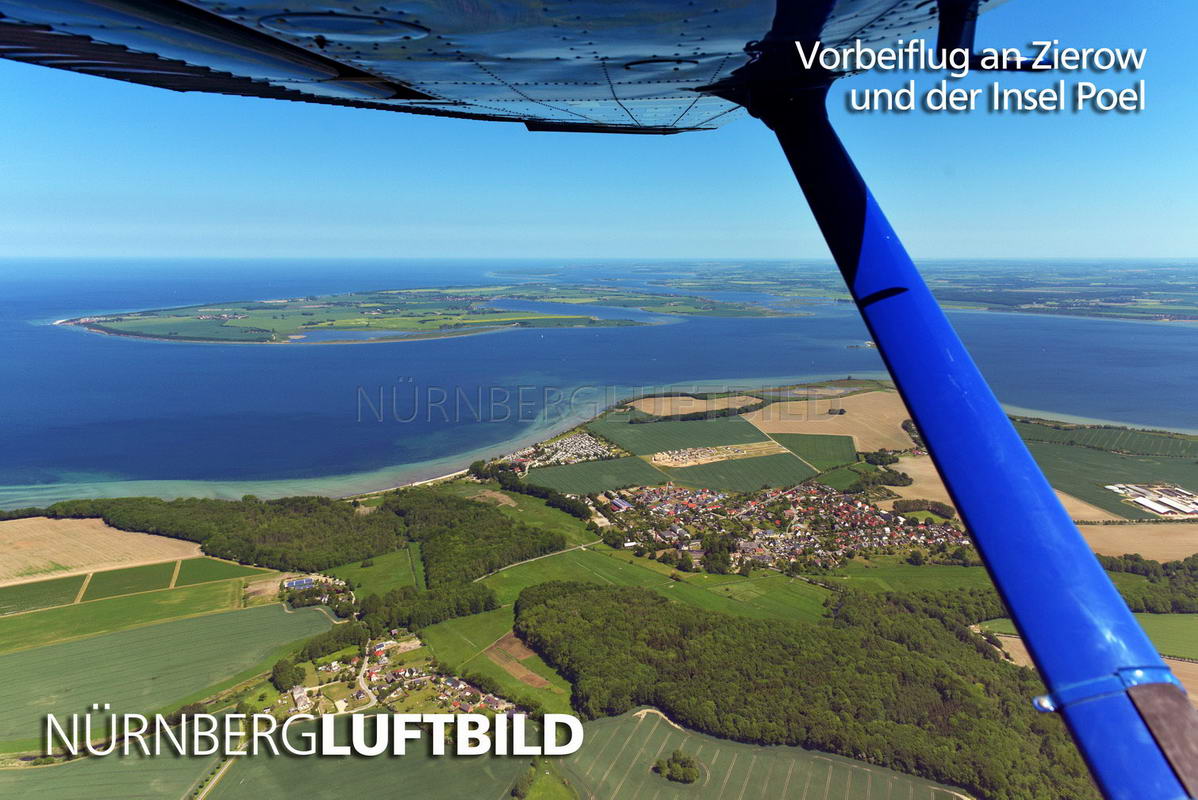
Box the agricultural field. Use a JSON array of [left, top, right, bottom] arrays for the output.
[[0, 516, 200, 585], [0, 604, 331, 752], [826, 558, 993, 593], [1025, 442, 1198, 519], [421, 607, 574, 715], [526, 456, 667, 495], [81, 561, 177, 600], [587, 414, 768, 455], [0, 580, 243, 655], [813, 462, 876, 491], [663, 452, 818, 492], [563, 710, 964, 800], [0, 750, 220, 799], [1079, 522, 1198, 561], [629, 394, 761, 417], [742, 391, 913, 451], [772, 433, 859, 470], [174, 557, 272, 587], [983, 614, 1198, 660], [434, 482, 596, 545], [327, 544, 424, 597], [482, 547, 829, 624], [209, 716, 527, 800], [1014, 421, 1198, 458], [0, 574, 85, 616]]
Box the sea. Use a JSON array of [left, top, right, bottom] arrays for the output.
[[1, 258, 1194, 508]]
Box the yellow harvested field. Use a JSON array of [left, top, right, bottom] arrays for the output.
[[0, 517, 200, 586], [1079, 523, 1198, 561], [649, 440, 787, 467], [630, 394, 759, 416], [743, 390, 912, 450], [882, 455, 1122, 524], [998, 634, 1198, 709]]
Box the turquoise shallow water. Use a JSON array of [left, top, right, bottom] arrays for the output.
[[0, 258, 1194, 507]]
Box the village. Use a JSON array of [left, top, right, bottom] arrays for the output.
[[600, 482, 971, 569]]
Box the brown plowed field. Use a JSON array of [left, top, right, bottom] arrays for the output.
[[742, 390, 913, 451], [0, 517, 200, 586]]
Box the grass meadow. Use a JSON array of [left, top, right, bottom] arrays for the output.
[[0, 604, 331, 752], [983, 614, 1198, 660], [772, 433, 859, 470], [563, 711, 965, 800], [435, 482, 598, 546], [482, 546, 830, 624], [328, 544, 424, 597], [826, 558, 994, 593]]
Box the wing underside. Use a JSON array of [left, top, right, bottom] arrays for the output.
[[0, 0, 1005, 133]]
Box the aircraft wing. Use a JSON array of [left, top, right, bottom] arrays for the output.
[[0, 0, 1003, 133]]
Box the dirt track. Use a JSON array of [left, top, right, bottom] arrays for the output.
[[0, 517, 200, 586]]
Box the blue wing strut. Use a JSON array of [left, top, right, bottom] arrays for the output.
[[704, 36, 1198, 800]]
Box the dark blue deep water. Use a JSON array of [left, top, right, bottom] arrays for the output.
[[1, 259, 1194, 506]]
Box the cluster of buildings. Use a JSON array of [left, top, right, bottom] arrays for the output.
[[195, 312, 247, 321], [508, 431, 615, 469], [604, 482, 970, 569], [1106, 483, 1198, 517]]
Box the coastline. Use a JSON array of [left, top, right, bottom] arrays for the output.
[[0, 371, 890, 509]]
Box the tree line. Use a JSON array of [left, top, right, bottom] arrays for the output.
[[513, 582, 1096, 800], [37, 495, 406, 572], [1098, 552, 1198, 613]]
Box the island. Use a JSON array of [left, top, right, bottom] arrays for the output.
[[55, 283, 790, 344]]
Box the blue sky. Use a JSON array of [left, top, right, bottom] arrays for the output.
[[0, 1, 1191, 259]]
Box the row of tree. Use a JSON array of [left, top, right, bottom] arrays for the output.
[[513, 582, 1097, 800], [41, 495, 406, 571], [1098, 552, 1198, 613]]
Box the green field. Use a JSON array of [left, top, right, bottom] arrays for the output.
[[421, 607, 575, 714], [482, 547, 829, 623], [1026, 442, 1198, 519], [0, 604, 332, 751], [328, 544, 423, 597], [174, 557, 271, 586], [772, 433, 859, 470], [827, 559, 994, 593], [0, 580, 242, 655], [209, 716, 526, 800], [1015, 421, 1198, 458], [563, 711, 964, 800], [587, 414, 767, 455], [983, 614, 1198, 659], [82, 561, 177, 600], [813, 462, 875, 490], [663, 452, 818, 493], [526, 456, 667, 494], [0, 750, 220, 799], [0, 575, 85, 616], [434, 482, 597, 545]]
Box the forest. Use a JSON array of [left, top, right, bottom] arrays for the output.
[[1098, 552, 1198, 612], [514, 582, 1097, 800], [381, 489, 566, 587], [42, 495, 406, 571]]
